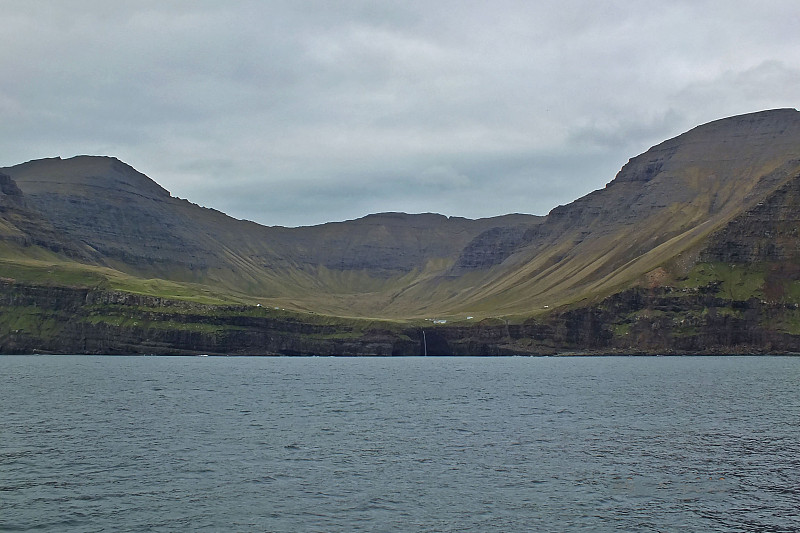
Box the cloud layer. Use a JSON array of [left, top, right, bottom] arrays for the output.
[[2, 1, 798, 226]]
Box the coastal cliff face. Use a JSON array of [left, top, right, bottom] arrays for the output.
[[1, 109, 800, 354], [1, 278, 797, 355], [0, 279, 418, 356]]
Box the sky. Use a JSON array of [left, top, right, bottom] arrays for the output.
[[1, 1, 799, 227]]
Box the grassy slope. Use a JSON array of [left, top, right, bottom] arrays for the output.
[[0, 242, 241, 305]]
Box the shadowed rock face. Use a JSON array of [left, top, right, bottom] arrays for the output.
[[0, 173, 23, 198], [0, 172, 93, 258], [451, 224, 536, 272], [701, 174, 800, 263]]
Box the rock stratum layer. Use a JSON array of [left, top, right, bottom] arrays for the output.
[[1, 108, 800, 354]]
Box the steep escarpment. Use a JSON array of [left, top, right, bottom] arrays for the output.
[[459, 108, 800, 273], [0, 173, 23, 199], [0, 172, 93, 259], [700, 173, 800, 264], [451, 222, 538, 272], [0, 279, 419, 355], [266, 212, 540, 275], [2, 277, 797, 355]]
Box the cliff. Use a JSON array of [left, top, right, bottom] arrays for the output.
[[1, 277, 797, 356]]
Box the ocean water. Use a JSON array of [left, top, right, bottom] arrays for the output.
[[2, 355, 799, 532]]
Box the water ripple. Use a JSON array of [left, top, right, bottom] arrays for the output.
[[1, 355, 799, 531]]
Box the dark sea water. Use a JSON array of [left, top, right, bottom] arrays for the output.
[[2, 355, 799, 532]]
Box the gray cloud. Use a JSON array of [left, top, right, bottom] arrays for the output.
[[2, 1, 798, 226]]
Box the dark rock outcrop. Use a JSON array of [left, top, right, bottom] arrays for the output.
[[2, 278, 797, 356], [451, 223, 539, 271], [0, 173, 23, 199], [701, 173, 800, 263]]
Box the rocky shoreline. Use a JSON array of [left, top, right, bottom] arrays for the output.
[[2, 280, 798, 356]]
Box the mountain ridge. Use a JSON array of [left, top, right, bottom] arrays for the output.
[[1, 108, 800, 354], [387, 108, 800, 318], [2, 109, 800, 317], [1, 155, 545, 314]]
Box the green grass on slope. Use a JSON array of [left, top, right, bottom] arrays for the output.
[[770, 308, 800, 335], [0, 258, 107, 287], [106, 276, 244, 305], [679, 262, 766, 301], [0, 255, 241, 305], [0, 247, 416, 325], [0, 305, 60, 337], [679, 261, 800, 305]]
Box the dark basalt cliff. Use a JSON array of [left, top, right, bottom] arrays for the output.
[[451, 223, 537, 272], [2, 278, 797, 356], [0, 280, 416, 356], [700, 173, 800, 264], [0, 172, 91, 259], [0, 173, 23, 198], [1, 109, 800, 354], [3, 157, 231, 273]]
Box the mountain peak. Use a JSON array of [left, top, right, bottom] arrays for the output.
[[1, 155, 171, 200], [611, 108, 800, 186]]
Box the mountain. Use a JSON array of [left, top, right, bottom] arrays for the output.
[[1, 108, 799, 354], [422, 108, 800, 315], [1, 155, 540, 314]]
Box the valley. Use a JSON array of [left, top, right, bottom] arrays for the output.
[[1, 109, 799, 354]]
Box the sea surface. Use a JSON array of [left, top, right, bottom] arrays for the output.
[[2, 355, 799, 532]]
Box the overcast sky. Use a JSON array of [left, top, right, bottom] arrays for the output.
[[2, 1, 798, 226]]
